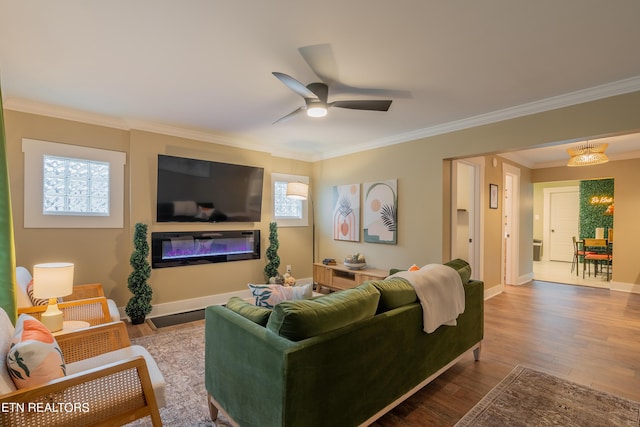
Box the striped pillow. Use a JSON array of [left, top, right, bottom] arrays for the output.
[[26, 280, 63, 306]]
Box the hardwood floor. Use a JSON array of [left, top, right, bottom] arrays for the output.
[[126, 281, 640, 426]]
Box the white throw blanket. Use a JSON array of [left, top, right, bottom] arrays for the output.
[[388, 264, 465, 333]]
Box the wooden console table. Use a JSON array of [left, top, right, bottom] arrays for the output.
[[313, 263, 388, 292]]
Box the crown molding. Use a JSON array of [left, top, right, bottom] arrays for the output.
[[318, 75, 640, 160], [5, 75, 640, 163]]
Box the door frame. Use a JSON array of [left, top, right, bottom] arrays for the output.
[[502, 163, 520, 286]]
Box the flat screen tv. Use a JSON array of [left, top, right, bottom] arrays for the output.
[[156, 154, 264, 223]]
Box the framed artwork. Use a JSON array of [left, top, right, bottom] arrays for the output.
[[363, 179, 397, 244], [333, 184, 360, 241], [490, 184, 499, 209]]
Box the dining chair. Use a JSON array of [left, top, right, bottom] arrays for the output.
[[571, 237, 594, 277], [583, 238, 612, 281]]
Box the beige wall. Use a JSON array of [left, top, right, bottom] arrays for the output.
[[314, 91, 640, 293], [5, 90, 640, 308], [5, 111, 312, 309]]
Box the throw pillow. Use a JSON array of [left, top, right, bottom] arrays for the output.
[[226, 296, 272, 326], [408, 264, 420, 271], [26, 280, 48, 306], [248, 283, 313, 308], [7, 314, 66, 389]]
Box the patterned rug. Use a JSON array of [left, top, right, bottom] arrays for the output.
[[125, 324, 233, 427], [455, 365, 640, 426]]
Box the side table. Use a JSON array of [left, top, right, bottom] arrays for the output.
[[53, 320, 90, 336]]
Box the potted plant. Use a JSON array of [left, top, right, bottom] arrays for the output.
[[125, 222, 153, 324], [264, 221, 282, 283]]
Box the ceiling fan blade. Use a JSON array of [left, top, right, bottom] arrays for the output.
[[272, 72, 318, 99], [330, 100, 392, 111], [298, 44, 338, 85], [273, 106, 305, 124]]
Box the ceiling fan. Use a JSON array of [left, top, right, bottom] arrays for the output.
[[272, 72, 392, 123], [272, 45, 394, 124]]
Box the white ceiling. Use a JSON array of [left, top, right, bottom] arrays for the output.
[[1, 1, 640, 162]]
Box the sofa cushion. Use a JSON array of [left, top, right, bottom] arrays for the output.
[[266, 283, 380, 341], [226, 297, 272, 326], [248, 283, 313, 308], [7, 314, 66, 389], [444, 258, 472, 284], [369, 278, 417, 313], [389, 259, 472, 284]]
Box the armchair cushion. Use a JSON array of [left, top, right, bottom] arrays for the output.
[[66, 344, 166, 407], [7, 314, 66, 389]]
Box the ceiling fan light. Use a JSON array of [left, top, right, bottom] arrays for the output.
[[307, 105, 327, 118]]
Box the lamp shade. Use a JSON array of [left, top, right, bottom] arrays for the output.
[[33, 262, 74, 299], [286, 182, 309, 200]]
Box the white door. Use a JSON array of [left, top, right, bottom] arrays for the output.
[[548, 190, 579, 262], [451, 159, 483, 280], [502, 164, 520, 286]]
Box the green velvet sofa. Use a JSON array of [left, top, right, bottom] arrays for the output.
[[204, 261, 484, 427]]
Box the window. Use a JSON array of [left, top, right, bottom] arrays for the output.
[[22, 138, 126, 228], [43, 155, 110, 216], [272, 173, 309, 227]]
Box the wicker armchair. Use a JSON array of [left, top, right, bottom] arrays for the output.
[[0, 318, 165, 426], [16, 267, 120, 324]]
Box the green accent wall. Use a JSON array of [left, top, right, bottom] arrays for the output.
[[579, 178, 614, 239]]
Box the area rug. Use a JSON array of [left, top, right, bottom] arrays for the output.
[[125, 324, 233, 426], [455, 365, 640, 426]]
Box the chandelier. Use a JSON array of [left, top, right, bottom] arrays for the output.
[[566, 142, 609, 167]]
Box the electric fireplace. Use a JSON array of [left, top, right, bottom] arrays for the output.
[[151, 230, 260, 268]]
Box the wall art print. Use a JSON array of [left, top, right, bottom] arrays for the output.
[[333, 184, 360, 241], [363, 179, 397, 244]]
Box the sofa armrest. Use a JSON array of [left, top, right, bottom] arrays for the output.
[[55, 321, 132, 363], [0, 356, 161, 426]]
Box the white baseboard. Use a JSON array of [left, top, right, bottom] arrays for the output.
[[484, 283, 504, 300], [118, 276, 315, 320], [610, 281, 640, 294]]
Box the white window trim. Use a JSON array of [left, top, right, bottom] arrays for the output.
[[22, 138, 126, 228], [272, 173, 309, 227]]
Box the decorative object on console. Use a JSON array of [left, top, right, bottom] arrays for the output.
[[264, 222, 281, 283], [344, 252, 366, 270], [363, 179, 397, 244], [126, 223, 152, 325], [32, 262, 74, 332], [333, 184, 360, 242]]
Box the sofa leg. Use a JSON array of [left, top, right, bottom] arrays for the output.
[[473, 344, 481, 361], [208, 394, 219, 421]]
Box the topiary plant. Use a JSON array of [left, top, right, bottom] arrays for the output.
[[264, 221, 281, 282], [125, 222, 152, 324]]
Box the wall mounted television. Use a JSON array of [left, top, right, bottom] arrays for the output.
[[156, 154, 264, 223]]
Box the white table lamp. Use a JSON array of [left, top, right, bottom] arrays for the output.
[[33, 262, 74, 332]]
